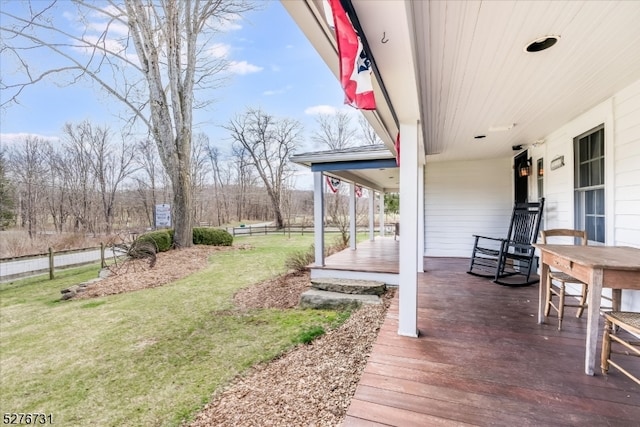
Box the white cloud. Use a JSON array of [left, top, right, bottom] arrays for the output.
[[0, 133, 60, 145], [304, 105, 338, 115], [70, 35, 139, 65], [74, 35, 126, 54], [86, 20, 129, 37], [211, 13, 243, 32], [228, 61, 263, 75], [207, 43, 231, 59]]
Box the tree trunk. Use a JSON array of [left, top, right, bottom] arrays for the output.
[[170, 161, 193, 248]]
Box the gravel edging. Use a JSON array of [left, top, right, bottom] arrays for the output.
[[188, 291, 393, 427]]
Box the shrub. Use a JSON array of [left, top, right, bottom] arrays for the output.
[[192, 227, 233, 246], [285, 244, 315, 272], [137, 230, 173, 252]]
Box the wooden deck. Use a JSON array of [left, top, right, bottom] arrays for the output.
[[322, 237, 399, 274], [345, 258, 640, 426], [311, 237, 400, 284]]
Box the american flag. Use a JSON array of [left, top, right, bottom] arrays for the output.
[[327, 0, 376, 110], [327, 176, 341, 193]]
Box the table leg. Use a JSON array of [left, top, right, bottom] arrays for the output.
[[538, 260, 549, 324], [612, 289, 622, 311], [585, 268, 603, 375]]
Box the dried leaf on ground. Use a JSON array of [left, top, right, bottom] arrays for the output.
[[74, 246, 235, 299], [189, 291, 393, 427]]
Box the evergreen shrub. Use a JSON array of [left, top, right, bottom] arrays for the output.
[[192, 227, 233, 246], [137, 230, 173, 252]]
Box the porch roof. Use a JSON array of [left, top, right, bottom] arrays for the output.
[[282, 1, 640, 162], [290, 144, 399, 192]]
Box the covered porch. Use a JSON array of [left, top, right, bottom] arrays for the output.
[[311, 236, 399, 285], [345, 257, 640, 425]]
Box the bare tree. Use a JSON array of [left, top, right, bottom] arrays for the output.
[[1, 0, 254, 247], [134, 138, 159, 227], [206, 145, 231, 226], [7, 136, 48, 238], [230, 143, 256, 222], [82, 123, 137, 234], [358, 115, 382, 145], [43, 144, 70, 233], [224, 108, 301, 228], [311, 111, 357, 150], [0, 149, 16, 230], [191, 132, 211, 225], [60, 122, 99, 233]]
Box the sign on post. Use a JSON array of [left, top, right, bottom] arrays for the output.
[[155, 204, 171, 228]]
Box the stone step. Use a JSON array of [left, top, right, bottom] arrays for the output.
[[310, 278, 386, 296], [299, 289, 382, 310]]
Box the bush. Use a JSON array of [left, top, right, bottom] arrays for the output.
[[285, 244, 315, 272], [192, 227, 233, 246], [137, 230, 173, 252]]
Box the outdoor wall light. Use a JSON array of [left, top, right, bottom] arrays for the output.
[[519, 158, 532, 177], [550, 155, 565, 170]]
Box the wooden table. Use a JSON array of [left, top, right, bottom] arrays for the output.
[[533, 244, 640, 375]]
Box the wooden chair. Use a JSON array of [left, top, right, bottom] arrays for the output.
[[468, 199, 544, 286], [541, 229, 588, 330], [601, 311, 640, 385]]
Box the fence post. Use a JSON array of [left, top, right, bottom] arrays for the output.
[[264, 225, 267, 235], [249, 226, 252, 236], [100, 243, 106, 268], [48, 247, 55, 280]]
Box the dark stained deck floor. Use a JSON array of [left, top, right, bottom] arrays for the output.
[[345, 258, 640, 426]]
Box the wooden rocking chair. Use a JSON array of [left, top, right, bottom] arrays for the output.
[[467, 198, 545, 286]]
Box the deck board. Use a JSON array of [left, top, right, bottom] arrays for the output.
[[318, 237, 399, 274], [345, 257, 640, 426]]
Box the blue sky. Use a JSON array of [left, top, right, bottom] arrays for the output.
[[0, 0, 350, 166]]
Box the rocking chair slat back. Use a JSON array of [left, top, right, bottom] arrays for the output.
[[468, 198, 545, 286]]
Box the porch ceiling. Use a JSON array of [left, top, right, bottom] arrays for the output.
[[284, 1, 640, 162], [291, 144, 399, 192]]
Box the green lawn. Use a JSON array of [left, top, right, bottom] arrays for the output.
[[0, 235, 345, 426]]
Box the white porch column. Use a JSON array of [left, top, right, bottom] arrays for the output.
[[349, 182, 357, 250], [379, 192, 385, 237], [398, 122, 419, 337], [313, 172, 325, 266], [417, 164, 425, 273], [369, 189, 375, 241]]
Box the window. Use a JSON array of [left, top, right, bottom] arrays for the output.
[[537, 158, 544, 199], [537, 158, 544, 230], [574, 126, 605, 243]]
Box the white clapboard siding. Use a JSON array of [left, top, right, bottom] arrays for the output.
[[613, 79, 640, 257], [424, 158, 512, 257], [538, 78, 640, 310]]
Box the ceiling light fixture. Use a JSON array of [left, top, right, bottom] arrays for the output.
[[525, 35, 560, 52]]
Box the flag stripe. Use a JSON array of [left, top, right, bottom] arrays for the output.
[[328, 0, 376, 110]]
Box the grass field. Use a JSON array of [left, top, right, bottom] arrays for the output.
[[0, 234, 346, 426]]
